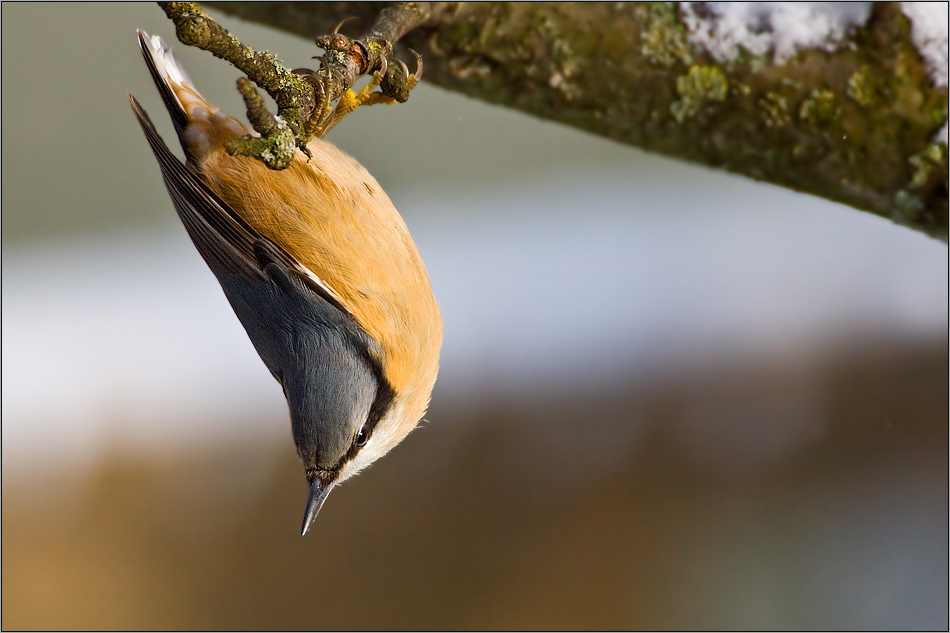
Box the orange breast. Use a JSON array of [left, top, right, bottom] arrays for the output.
[[193, 128, 442, 437]]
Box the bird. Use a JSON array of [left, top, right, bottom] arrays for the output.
[[129, 30, 442, 535]]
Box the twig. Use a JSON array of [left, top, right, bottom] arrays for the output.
[[158, 1, 432, 169]]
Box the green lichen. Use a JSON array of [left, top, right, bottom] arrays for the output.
[[932, 106, 949, 130], [759, 92, 790, 128], [227, 127, 297, 170], [799, 88, 840, 128], [847, 65, 879, 107], [893, 143, 949, 239], [638, 2, 693, 67], [908, 143, 947, 188], [671, 65, 728, 123], [731, 82, 752, 99]]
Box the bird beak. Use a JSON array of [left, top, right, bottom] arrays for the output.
[[301, 477, 335, 535]]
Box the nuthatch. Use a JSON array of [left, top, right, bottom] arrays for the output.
[[130, 31, 441, 535]]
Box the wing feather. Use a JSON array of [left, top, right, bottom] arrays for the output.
[[129, 95, 350, 314]]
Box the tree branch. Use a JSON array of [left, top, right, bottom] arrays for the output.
[[205, 1, 947, 241]]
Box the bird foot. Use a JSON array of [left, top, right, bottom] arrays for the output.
[[300, 47, 423, 139]]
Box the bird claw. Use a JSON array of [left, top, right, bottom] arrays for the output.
[[390, 51, 422, 92], [408, 49, 423, 83], [396, 59, 410, 82], [330, 16, 358, 36], [384, 50, 422, 95], [293, 58, 335, 133], [300, 33, 423, 138]]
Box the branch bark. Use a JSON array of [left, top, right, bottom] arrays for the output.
[[206, 1, 948, 241]]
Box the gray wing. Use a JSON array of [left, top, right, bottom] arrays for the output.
[[129, 96, 367, 380], [129, 95, 351, 312]]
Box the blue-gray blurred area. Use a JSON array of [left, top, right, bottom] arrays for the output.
[[2, 3, 947, 630]]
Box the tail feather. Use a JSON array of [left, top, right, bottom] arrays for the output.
[[137, 29, 192, 150]]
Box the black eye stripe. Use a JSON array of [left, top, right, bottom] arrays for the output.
[[324, 329, 394, 473]]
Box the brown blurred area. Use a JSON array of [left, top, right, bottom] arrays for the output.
[[4, 340, 946, 630]]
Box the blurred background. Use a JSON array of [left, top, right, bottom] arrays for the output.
[[2, 3, 947, 629]]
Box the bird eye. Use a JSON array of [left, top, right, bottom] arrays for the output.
[[355, 425, 369, 447]]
